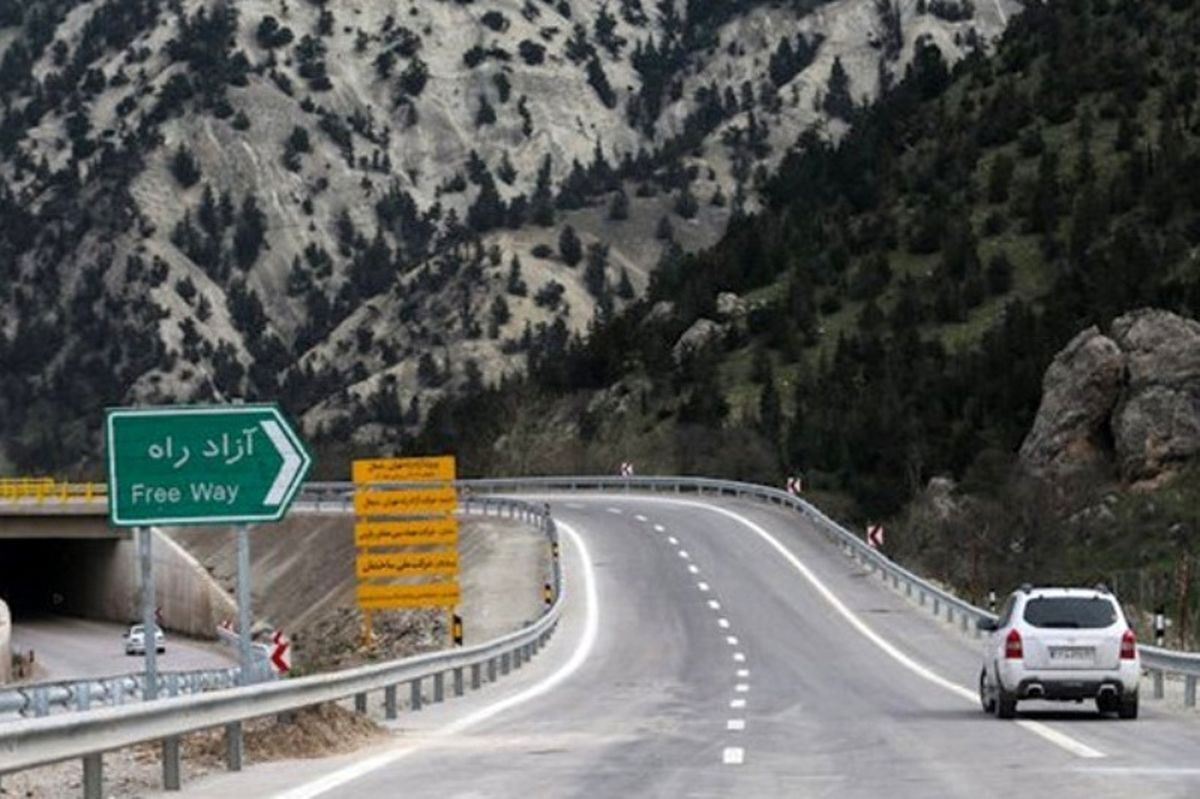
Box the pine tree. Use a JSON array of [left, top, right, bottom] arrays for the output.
[[559, 224, 583, 266]]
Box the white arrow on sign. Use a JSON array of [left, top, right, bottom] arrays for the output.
[[261, 419, 305, 507]]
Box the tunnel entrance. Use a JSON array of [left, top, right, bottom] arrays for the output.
[[0, 538, 130, 622]]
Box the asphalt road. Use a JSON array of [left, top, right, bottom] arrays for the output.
[[9, 616, 236, 683], [151, 495, 1200, 798]]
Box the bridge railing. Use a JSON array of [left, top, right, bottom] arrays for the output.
[[0, 479, 105, 503]]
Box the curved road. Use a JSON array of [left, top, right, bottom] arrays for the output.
[[155, 495, 1200, 798]]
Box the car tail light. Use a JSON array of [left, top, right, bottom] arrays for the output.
[[1120, 629, 1137, 660], [1005, 628, 1023, 660]]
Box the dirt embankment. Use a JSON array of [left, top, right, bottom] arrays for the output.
[[166, 511, 550, 673]]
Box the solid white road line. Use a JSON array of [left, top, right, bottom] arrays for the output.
[[722, 747, 745, 765], [677, 500, 1106, 761], [730, 699, 746, 709], [272, 521, 600, 799], [727, 719, 745, 731]]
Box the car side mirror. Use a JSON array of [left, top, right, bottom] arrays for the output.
[[977, 618, 998, 633]]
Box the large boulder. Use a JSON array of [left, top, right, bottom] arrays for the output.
[[1018, 327, 1124, 477], [1109, 310, 1200, 482], [672, 318, 723, 363], [1019, 309, 1200, 485]]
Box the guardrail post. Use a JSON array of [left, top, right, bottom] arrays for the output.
[[163, 737, 182, 791], [471, 663, 483, 690], [410, 679, 423, 711], [453, 667, 465, 697], [384, 685, 397, 720], [501, 653, 511, 675], [76, 681, 91, 711], [960, 613, 969, 633], [82, 753, 103, 799], [932, 597, 940, 615], [433, 673, 445, 703], [1153, 669, 1165, 699], [225, 721, 243, 771], [354, 692, 367, 714], [904, 581, 912, 599], [488, 657, 498, 683], [1186, 676, 1197, 708]]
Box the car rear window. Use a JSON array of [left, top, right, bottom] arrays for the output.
[[1023, 597, 1117, 629]]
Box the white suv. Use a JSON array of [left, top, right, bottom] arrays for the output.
[[978, 586, 1139, 719]]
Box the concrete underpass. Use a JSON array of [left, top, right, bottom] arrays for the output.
[[0, 509, 237, 683]]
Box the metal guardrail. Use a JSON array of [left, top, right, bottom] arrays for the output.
[[0, 666, 247, 719], [0, 495, 561, 798]]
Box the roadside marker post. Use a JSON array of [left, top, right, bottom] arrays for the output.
[[866, 524, 885, 550]]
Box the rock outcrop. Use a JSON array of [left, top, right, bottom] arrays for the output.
[[1018, 327, 1124, 477], [1110, 310, 1200, 482], [672, 319, 723, 363], [1019, 309, 1200, 485]]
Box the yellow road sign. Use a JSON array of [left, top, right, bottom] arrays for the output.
[[354, 487, 458, 516], [352, 456, 456, 485], [354, 518, 459, 548], [356, 582, 460, 609], [356, 551, 459, 578]]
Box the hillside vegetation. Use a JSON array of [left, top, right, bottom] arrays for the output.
[[0, 0, 1010, 469], [420, 0, 1200, 514]]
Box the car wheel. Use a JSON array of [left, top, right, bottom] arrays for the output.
[[979, 669, 996, 714], [995, 685, 1017, 719], [1118, 691, 1138, 720], [1095, 693, 1117, 715]]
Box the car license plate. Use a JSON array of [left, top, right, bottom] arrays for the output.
[[1049, 646, 1094, 661]]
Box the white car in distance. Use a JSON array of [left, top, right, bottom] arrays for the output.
[[124, 623, 166, 656], [978, 586, 1139, 719]]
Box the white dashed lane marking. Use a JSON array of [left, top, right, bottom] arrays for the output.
[[688, 564, 700, 574], [727, 719, 745, 731], [698, 582, 710, 592], [735, 683, 749, 693], [736, 669, 749, 678], [723, 747, 745, 765], [717, 618, 730, 629], [678, 550, 690, 559], [635, 514, 648, 522], [726, 636, 739, 646], [733, 652, 745, 662], [730, 698, 746, 709], [708, 600, 721, 610], [654, 524, 665, 532], [606, 507, 623, 515], [667, 536, 679, 545]]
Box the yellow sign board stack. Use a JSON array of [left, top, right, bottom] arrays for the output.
[[352, 457, 459, 631]]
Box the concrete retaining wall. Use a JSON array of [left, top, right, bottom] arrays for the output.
[[0, 598, 11, 684]]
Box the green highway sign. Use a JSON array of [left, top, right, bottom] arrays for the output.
[[105, 405, 313, 526]]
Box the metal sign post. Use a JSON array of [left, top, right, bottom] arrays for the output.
[[236, 525, 252, 685], [138, 527, 157, 700]]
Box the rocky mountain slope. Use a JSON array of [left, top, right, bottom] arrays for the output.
[[0, 0, 1015, 469]]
